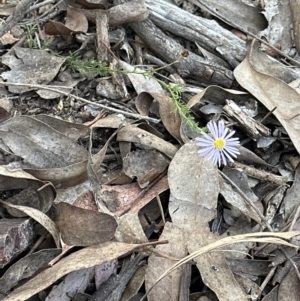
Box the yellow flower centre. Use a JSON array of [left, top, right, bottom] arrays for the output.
[[214, 138, 226, 150]]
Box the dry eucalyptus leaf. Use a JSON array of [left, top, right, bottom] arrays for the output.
[[117, 125, 178, 158], [115, 212, 148, 244], [120, 61, 166, 95], [5, 183, 56, 218], [37, 78, 84, 99], [234, 39, 300, 155], [0, 32, 19, 45], [0, 249, 61, 295], [281, 163, 300, 221], [55, 202, 117, 246], [3, 242, 145, 301], [187, 85, 248, 108], [120, 265, 147, 301], [44, 8, 88, 36], [0, 115, 88, 186], [0, 201, 60, 248], [90, 115, 125, 129], [32, 115, 89, 141], [166, 141, 248, 301], [277, 260, 300, 301], [136, 92, 183, 144], [145, 222, 186, 301], [46, 268, 93, 301], [219, 176, 262, 224], [189, 0, 267, 33], [261, 286, 279, 301], [1, 47, 66, 94], [168, 140, 218, 210], [123, 149, 169, 188]]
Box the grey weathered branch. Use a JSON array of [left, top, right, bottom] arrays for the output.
[[145, 0, 246, 68]]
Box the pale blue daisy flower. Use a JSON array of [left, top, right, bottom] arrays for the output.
[[196, 120, 240, 167]]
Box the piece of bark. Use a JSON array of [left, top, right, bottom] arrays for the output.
[[145, 0, 246, 68], [81, 0, 149, 27], [0, 218, 34, 268], [223, 99, 271, 140], [96, 10, 109, 62], [88, 253, 144, 301]]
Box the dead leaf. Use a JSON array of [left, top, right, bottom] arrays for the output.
[[55, 202, 117, 246], [145, 222, 185, 301], [123, 149, 169, 188], [0, 115, 88, 187], [1, 47, 66, 94], [0, 32, 19, 45], [166, 141, 248, 301], [5, 183, 56, 218], [2, 242, 145, 301], [120, 265, 147, 301], [115, 213, 148, 244], [65, 7, 88, 32], [276, 260, 300, 300], [46, 268, 93, 300], [234, 39, 300, 155], [117, 125, 178, 158], [219, 175, 262, 224], [32, 115, 89, 141], [189, 0, 267, 33], [0, 249, 61, 295], [0, 201, 60, 248], [136, 92, 183, 143], [90, 114, 125, 129], [44, 8, 88, 36]]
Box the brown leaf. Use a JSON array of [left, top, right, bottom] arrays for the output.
[[123, 149, 169, 188], [190, 0, 267, 33], [117, 125, 178, 158], [166, 141, 248, 301], [44, 20, 73, 36], [1, 47, 66, 94], [145, 222, 186, 301], [0, 249, 61, 294], [276, 259, 300, 300], [0, 201, 60, 248], [0, 115, 88, 187], [65, 7, 88, 33], [136, 92, 183, 143], [234, 39, 300, 155], [3, 242, 144, 301], [55, 202, 117, 246], [44, 8, 88, 36]]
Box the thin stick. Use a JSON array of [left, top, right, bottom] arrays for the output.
[[0, 81, 161, 123], [156, 194, 166, 226]]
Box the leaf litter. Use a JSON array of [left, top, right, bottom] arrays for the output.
[[1, 1, 300, 301]]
